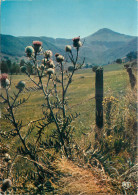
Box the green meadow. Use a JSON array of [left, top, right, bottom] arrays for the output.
[[1, 63, 129, 138]]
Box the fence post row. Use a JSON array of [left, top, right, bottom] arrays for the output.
[[95, 67, 103, 128]]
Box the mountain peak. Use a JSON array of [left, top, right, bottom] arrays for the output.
[[85, 28, 134, 42], [93, 28, 120, 36], [96, 28, 114, 33]]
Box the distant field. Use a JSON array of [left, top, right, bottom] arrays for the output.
[[1, 65, 129, 139], [103, 62, 125, 72]]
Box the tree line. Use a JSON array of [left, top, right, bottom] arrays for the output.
[[116, 51, 137, 64], [1, 59, 33, 74], [1, 51, 137, 74]]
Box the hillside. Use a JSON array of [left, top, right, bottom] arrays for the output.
[[0, 28, 137, 64], [0, 35, 64, 57], [103, 37, 138, 62]]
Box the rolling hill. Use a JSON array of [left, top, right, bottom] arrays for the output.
[[0, 35, 64, 57], [0, 28, 137, 64]]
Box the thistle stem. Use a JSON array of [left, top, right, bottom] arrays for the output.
[[61, 62, 65, 118]]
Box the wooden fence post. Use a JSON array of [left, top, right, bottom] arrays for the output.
[[124, 66, 136, 89], [95, 67, 103, 128]]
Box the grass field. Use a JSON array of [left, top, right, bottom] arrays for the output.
[[1, 64, 129, 138], [1, 62, 137, 194]]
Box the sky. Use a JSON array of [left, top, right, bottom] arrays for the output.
[[1, 0, 138, 38]]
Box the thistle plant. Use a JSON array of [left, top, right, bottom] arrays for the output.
[[0, 37, 84, 192], [21, 37, 84, 157], [0, 74, 10, 88]]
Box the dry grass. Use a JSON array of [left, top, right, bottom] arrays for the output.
[[57, 157, 114, 195]]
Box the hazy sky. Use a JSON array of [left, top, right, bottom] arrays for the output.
[[1, 0, 137, 38]]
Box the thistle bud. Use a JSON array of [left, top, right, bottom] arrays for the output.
[[44, 50, 53, 58], [49, 61, 55, 68], [65, 45, 72, 52], [45, 59, 55, 68], [16, 81, 25, 91], [5, 79, 10, 87], [33, 41, 42, 53], [42, 58, 47, 66], [25, 46, 34, 57], [47, 68, 55, 75], [20, 66, 27, 73], [56, 55, 64, 63], [1, 179, 12, 192]]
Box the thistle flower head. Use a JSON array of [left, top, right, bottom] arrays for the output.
[[1, 179, 12, 192], [45, 59, 55, 68], [65, 45, 72, 52], [25, 46, 34, 57], [47, 68, 55, 75], [72, 36, 82, 48], [20, 66, 27, 73], [56, 54, 64, 63], [33, 41, 42, 46], [16, 81, 25, 91], [0, 73, 7, 80], [0, 74, 10, 88], [72, 36, 80, 42], [33, 41, 42, 53], [44, 50, 53, 58]]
